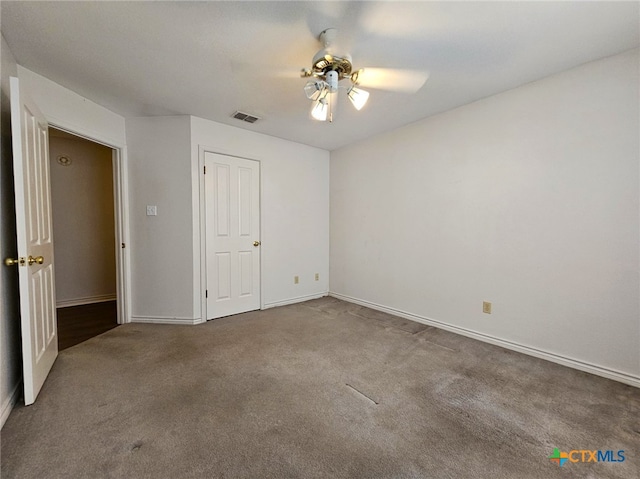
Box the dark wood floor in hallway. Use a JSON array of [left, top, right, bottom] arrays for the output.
[[57, 301, 118, 351]]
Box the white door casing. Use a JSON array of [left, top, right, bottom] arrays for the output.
[[9, 76, 58, 405], [205, 152, 260, 319]]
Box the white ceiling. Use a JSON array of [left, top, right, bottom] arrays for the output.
[[2, 1, 638, 151]]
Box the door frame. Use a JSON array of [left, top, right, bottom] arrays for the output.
[[198, 146, 263, 322], [48, 122, 130, 324]]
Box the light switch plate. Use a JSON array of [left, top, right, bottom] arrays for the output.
[[146, 205, 157, 216]]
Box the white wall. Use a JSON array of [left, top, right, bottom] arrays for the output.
[[331, 49, 640, 385], [126, 116, 194, 322], [126, 115, 330, 323], [191, 116, 330, 313], [1, 34, 22, 428], [49, 136, 116, 306], [16, 66, 126, 147]]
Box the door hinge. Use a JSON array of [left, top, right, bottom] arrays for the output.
[[205, 289, 208, 298], [121, 243, 126, 249], [203, 165, 206, 174]]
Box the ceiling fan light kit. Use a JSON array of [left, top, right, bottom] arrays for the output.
[[302, 28, 369, 122]]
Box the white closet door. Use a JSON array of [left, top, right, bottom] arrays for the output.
[[205, 152, 260, 319]]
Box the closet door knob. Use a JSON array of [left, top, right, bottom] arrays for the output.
[[28, 255, 44, 265]]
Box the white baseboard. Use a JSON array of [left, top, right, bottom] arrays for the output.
[[330, 292, 640, 389], [130, 315, 201, 325], [263, 292, 328, 309], [57, 294, 116, 308], [1, 382, 21, 430]]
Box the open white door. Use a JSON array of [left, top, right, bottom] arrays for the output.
[[205, 152, 261, 319], [8, 76, 58, 405]]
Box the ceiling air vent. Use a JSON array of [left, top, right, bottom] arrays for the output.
[[232, 111, 261, 123]]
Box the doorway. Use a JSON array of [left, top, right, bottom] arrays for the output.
[[49, 127, 119, 349]]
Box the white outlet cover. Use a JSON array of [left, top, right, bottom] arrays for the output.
[[146, 205, 157, 216]]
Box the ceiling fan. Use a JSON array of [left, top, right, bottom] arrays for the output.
[[300, 28, 429, 122]]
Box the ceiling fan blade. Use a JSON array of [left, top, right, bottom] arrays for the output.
[[352, 68, 429, 93], [232, 61, 304, 81]]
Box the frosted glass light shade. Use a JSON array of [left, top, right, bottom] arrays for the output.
[[304, 81, 326, 101], [347, 86, 369, 110], [311, 99, 328, 121]]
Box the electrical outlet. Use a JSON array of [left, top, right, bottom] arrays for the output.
[[483, 301, 492, 314], [315, 273, 319, 281], [294, 276, 299, 284]]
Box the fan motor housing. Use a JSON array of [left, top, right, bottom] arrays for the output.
[[311, 49, 353, 81]]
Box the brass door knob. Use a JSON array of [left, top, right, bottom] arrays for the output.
[[28, 255, 44, 265], [4, 257, 23, 266], [253, 241, 261, 247]]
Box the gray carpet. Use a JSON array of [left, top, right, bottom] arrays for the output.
[[1, 297, 639, 478]]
